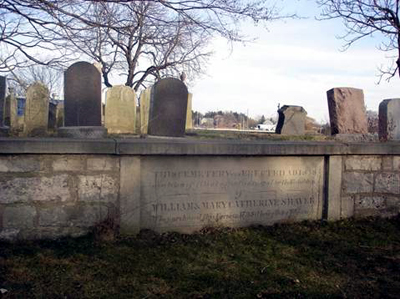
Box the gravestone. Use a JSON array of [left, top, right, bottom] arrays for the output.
[[64, 61, 101, 126], [0, 76, 6, 126], [379, 98, 400, 141], [148, 78, 188, 137], [24, 82, 50, 136], [186, 93, 193, 130], [48, 102, 57, 129], [327, 87, 368, 135], [4, 88, 18, 131], [275, 105, 307, 135], [139, 88, 151, 135], [56, 102, 64, 128], [105, 85, 136, 134]]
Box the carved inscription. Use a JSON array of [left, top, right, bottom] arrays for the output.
[[140, 157, 324, 232]]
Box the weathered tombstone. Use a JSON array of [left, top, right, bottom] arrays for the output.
[[327, 87, 368, 135], [64, 61, 102, 126], [48, 102, 57, 129], [0, 76, 6, 126], [275, 105, 307, 135], [56, 102, 64, 128], [185, 93, 193, 130], [148, 78, 188, 137], [139, 87, 151, 135], [105, 85, 136, 134], [4, 88, 18, 131], [379, 98, 400, 141], [24, 82, 50, 136]]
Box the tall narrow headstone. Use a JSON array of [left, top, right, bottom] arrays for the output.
[[327, 87, 368, 135], [24, 82, 49, 136], [105, 85, 136, 134], [185, 93, 193, 130], [0, 76, 6, 126], [64, 61, 101, 126], [4, 88, 18, 131], [379, 98, 400, 141], [275, 105, 307, 135], [56, 102, 64, 128], [140, 87, 151, 135], [148, 78, 188, 137]]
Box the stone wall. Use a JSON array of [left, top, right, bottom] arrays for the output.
[[1, 138, 400, 241], [0, 155, 119, 240], [342, 155, 400, 218]]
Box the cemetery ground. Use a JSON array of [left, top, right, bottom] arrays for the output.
[[1, 217, 400, 298]]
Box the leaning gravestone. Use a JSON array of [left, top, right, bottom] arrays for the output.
[[105, 85, 136, 134], [60, 61, 106, 138], [148, 78, 188, 137], [327, 87, 368, 135], [379, 98, 400, 141], [0, 76, 6, 126], [275, 105, 307, 135], [24, 82, 50, 136]]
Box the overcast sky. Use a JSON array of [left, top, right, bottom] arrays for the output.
[[190, 0, 400, 123]]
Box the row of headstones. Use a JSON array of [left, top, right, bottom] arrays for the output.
[[276, 87, 400, 140], [0, 61, 193, 138]]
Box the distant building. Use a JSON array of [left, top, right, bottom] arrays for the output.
[[256, 119, 276, 131]]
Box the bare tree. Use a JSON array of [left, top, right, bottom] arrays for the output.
[[317, 0, 400, 81], [7, 65, 63, 97], [0, 0, 283, 87]]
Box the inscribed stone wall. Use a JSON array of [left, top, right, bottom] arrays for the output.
[[342, 155, 400, 217], [121, 156, 325, 233]]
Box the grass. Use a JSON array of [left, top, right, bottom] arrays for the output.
[[1, 217, 400, 298]]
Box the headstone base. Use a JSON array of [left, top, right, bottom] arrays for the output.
[[0, 126, 9, 137], [58, 126, 107, 138]]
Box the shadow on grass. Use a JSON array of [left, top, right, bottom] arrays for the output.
[[0, 217, 399, 298]]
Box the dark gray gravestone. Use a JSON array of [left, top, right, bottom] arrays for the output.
[[148, 78, 188, 137], [0, 76, 6, 126], [64, 61, 101, 126]]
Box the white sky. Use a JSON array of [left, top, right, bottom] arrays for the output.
[[190, 0, 400, 122]]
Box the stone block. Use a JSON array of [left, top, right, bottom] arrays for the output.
[[120, 157, 141, 234], [382, 157, 393, 171], [327, 87, 368, 134], [344, 156, 381, 171], [375, 173, 400, 194], [52, 156, 85, 172], [0, 228, 20, 241], [327, 156, 342, 221], [340, 196, 355, 218], [379, 98, 400, 140], [342, 172, 373, 194], [275, 105, 307, 135], [3, 205, 36, 229], [0, 156, 41, 172], [38, 204, 109, 227], [0, 175, 71, 203], [393, 156, 400, 171], [87, 157, 119, 171], [78, 174, 118, 202]]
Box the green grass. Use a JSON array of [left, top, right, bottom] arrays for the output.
[[1, 217, 400, 298]]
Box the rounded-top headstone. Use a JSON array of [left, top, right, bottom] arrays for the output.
[[148, 78, 188, 137], [24, 81, 50, 136], [64, 61, 102, 127]]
